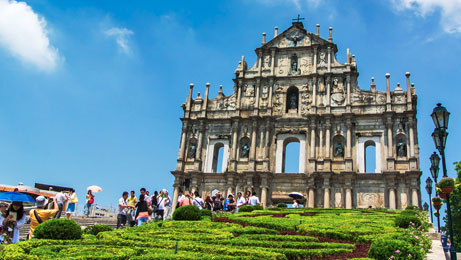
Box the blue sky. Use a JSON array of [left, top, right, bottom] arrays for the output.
[[0, 0, 460, 211]]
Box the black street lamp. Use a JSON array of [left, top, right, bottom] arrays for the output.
[[430, 103, 456, 260], [425, 177, 433, 223], [430, 152, 441, 232]]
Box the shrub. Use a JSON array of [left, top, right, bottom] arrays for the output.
[[437, 177, 455, 188], [200, 209, 212, 217], [401, 209, 418, 216], [83, 224, 113, 236], [173, 205, 201, 221], [238, 205, 263, 212], [34, 219, 82, 240], [432, 197, 442, 203], [405, 205, 419, 210], [368, 239, 413, 260], [394, 214, 421, 228], [277, 203, 287, 208]]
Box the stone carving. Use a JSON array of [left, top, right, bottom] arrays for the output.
[[275, 84, 285, 92], [334, 142, 344, 158], [331, 78, 345, 106], [335, 192, 342, 208], [397, 138, 407, 157], [358, 192, 384, 208], [286, 30, 305, 47], [274, 93, 283, 112], [299, 56, 311, 74], [353, 93, 375, 104], [278, 38, 288, 48], [277, 55, 289, 75], [377, 94, 386, 104], [261, 85, 269, 99], [400, 193, 408, 209], [300, 92, 312, 115], [216, 93, 237, 110], [263, 55, 271, 69], [318, 51, 327, 66], [303, 36, 311, 46], [289, 91, 298, 109]]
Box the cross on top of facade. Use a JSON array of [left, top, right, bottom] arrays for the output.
[[292, 14, 304, 24]]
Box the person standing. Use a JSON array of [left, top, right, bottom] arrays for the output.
[[204, 196, 213, 210], [66, 189, 78, 220], [179, 192, 193, 207], [84, 190, 94, 218], [2, 201, 26, 243], [244, 191, 251, 205], [224, 194, 236, 212], [212, 193, 223, 212], [151, 191, 158, 219], [236, 192, 246, 212], [292, 199, 299, 208], [163, 190, 171, 220], [55, 190, 68, 219], [248, 192, 261, 206], [155, 190, 166, 220], [192, 191, 204, 210], [177, 191, 185, 208], [117, 192, 133, 229], [135, 194, 149, 225], [28, 196, 59, 239], [0, 202, 8, 243]]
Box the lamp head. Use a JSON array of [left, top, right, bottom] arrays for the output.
[[431, 103, 450, 130]]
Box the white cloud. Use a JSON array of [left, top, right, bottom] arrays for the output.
[[104, 27, 134, 54], [0, 0, 59, 71], [391, 0, 461, 33], [255, 0, 322, 9]]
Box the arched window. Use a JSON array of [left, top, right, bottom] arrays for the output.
[[286, 86, 299, 113], [283, 138, 300, 173], [212, 143, 224, 173], [365, 140, 376, 173]]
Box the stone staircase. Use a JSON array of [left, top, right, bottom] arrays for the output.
[[19, 216, 117, 240]]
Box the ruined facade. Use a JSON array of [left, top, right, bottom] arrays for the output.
[[170, 22, 421, 211]]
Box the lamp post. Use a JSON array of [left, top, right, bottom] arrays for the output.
[[425, 177, 433, 223], [431, 103, 456, 260], [430, 151, 441, 232]]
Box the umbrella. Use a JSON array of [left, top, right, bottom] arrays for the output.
[[288, 192, 305, 200], [0, 192, 35, 203], [87, 185, 102, 193]]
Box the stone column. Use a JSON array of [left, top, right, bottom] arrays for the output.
[[171, 184, 180, 213], [325, 120, 331, 158], [389, 188, 396, 210], [408, 118, 415, 157], [326, 77, 331, 108], [176, 123, 188, 171], [255, 79, 261, 112], [345, 188, 352, 209], [258, 125, 265, 159], [202, 83, 210, 117], [271, 49, 276, 76], [261, 186, 267, 208], [268, 80, 274, 108], [310, 123, 316, 159], [411, 187, 418, 207], [308, 188, 315, 208], [312, 77, 317, 107], [324, 187, 330, 208], [346, 76, 351, 106], [264, 122, 271, 170], [227, 186, 234, 198], [385, 73, 392, 111], [250, 121, 258, 170], [231, 122, 239, 171], [327, 47, 331, 72], [386, 120, 393, 158], [318, 124, 324, 159], [237, 80, 242, 110], [346, 122, 352, 158], [313, 47, 318, 73]]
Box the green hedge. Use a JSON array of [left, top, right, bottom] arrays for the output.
[[238, 205, 263, 212], [33, 219, 82, 240], [173, 205, 201, 221], [83, 224, 113, 236], [276, 203, 287, 208]]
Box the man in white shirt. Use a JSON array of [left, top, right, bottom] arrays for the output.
[[236, 192, 246, 212], [55, 190, 68, 219], [192, 191, 204, 210], [248, 192, 261, 206], [117, 192, 133, 229]]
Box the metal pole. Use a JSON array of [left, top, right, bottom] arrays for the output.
[[440, 149, 457, 260], [428, 192, 433, 223], [434, 180, 441, 233]]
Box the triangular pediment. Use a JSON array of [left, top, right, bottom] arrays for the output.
[[262, 23, 329, 49]]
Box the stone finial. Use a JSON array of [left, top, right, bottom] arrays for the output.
[[385, 73, 391, 104], [189, 83, 194, 89], [328, 27, 333, 42], [351, 55, 356, 64], [206, 82, 210, 87], [370, 77, 376, 92], [385, 73, 390, 78], [395, 83, 402, 91], [262, 32, 266, 45], [316, 24, 320, 36], [346, 48, 351, 64], [274, 27, 278, 37], [196, 92, 202, 100]]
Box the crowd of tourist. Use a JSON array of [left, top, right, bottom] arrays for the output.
[[116, 188, 262, 229]]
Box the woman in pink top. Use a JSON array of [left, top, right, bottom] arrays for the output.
[[135, 194, 149, 225]]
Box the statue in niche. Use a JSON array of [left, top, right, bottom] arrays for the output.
[[334, 142, 344, 158], [188, 140, 197, 159], [240, 142, 250, 158], [289, 92, 298, 109], [291, 55, 298, 75], [397, 138, 407, 157]]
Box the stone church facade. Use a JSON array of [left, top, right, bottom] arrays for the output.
[[170, 21, 421, 211]]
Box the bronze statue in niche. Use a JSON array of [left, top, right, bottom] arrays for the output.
[[397, 138, 407, 157], [334, 142, 344, 158]]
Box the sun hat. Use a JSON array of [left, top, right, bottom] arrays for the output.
[[35, 196, 48, 208]]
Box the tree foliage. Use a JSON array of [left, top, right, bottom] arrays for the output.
[[442, 161, 461, 251]]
